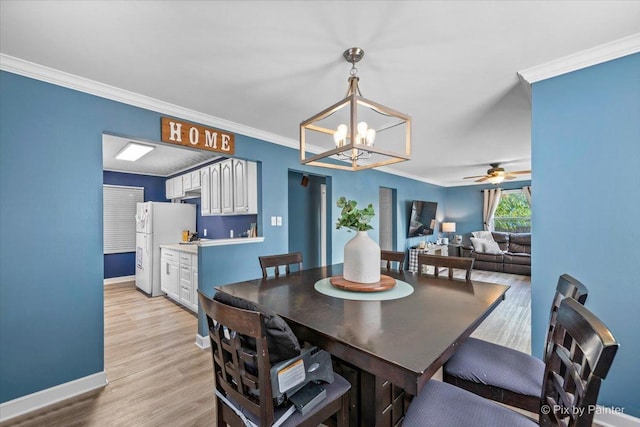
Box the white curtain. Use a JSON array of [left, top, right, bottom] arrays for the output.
[[522, 185, 532, 206], [483, 188, 503, 231]]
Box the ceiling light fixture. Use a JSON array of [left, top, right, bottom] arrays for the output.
[[115, 142, 155, 161], [300, 47, 411, 171], [486, 175, 505, 185]]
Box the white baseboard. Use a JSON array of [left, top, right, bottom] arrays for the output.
[[595, 406, 640, 427], [103, 275, 135, 286], [0, 371, 108, 423], [195, 333, 210, 350]]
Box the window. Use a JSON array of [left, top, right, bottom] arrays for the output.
[[103, 185, 144, 254], [494, 189, 531, 233]]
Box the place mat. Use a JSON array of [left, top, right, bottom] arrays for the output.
[[314, 277, 414, 301], [330, 275, 396, 292]]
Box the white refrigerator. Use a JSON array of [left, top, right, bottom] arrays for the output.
[[135, 202, 196, 296]]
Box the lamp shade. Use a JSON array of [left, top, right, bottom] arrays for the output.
[[442, 222, 456, 233]]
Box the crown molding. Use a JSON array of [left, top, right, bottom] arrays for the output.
[[0, 54, 299, 150], [518, 33, 640, 85]]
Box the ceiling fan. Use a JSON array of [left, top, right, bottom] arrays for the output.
[[463, 163, 531, 184]]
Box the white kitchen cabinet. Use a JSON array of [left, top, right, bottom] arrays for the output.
[[210, 163, 221, 214], [200, 166, 211, 215], [233, 160, 257, 214], [190, 170, 201, 189], [165, 179, 174, 199], [232, 159, 248, 213], [165, 177, 185, 200], [161, 247, 198, 313], [220, 159, 234, 214], [160, 249, 180, 300], [182, 173, 193, 191], [173, 177, 184, 198]]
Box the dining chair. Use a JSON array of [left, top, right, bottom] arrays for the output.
[[259, 252, 303, 278], [443, 274, 588, 413], [417, 254, 474, 281], [381, 250, 405, 270], [198, 290, 351, 427], [403, 297, 619, 427]]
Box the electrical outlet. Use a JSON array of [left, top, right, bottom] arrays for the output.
[[203, 228, 207, 237], [271, 216, 277, 226], [276, 216, 282, 226]]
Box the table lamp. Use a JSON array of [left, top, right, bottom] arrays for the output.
[[442, 222, 456, 245]]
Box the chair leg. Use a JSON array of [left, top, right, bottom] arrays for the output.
[[336, 394, 349, 427]]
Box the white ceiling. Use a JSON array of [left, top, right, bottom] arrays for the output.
[[102, 134, 219, 177], [2, 1, 639, 186]]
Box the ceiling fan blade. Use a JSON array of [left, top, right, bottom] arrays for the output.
[[504, 175, 517, 180], [508, 170, 531, 175], [463, 175, 486, 179], [475, 176, 489, 183]]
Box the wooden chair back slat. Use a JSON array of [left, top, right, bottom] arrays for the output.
[[381, 250, 405, 270], [417, 254, 474, 281], [545, 274, 589, 361], [259, 252, 303, 278], [540, 298, 619, 427]]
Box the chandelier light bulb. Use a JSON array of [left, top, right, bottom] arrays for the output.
[[334, 124, 348, 147], [366, 129, 376, 146]]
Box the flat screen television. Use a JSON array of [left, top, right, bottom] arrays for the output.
[[408, 200, 438, 238]]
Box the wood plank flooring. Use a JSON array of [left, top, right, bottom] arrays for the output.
[[4, 271, 531, 426]]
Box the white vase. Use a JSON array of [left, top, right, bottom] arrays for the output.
[[343, 231, 381, 283]]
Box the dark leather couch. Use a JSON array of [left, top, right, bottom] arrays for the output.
[[461, 232, 531, 275]]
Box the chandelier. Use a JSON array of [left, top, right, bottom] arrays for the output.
[[300, 47, 412, 171]]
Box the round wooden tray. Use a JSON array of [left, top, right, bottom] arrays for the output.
[[329, 275, 396, 292]]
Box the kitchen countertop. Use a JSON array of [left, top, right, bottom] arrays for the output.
[[160, 237, 265, 253], [160, 244, 198, 254]]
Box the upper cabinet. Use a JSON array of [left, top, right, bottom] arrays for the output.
[[220, 159, 234, 214], [165, 176, 184, 200], [200, 166, 211, 215], [165, 170, 201, 200], [210, 163, 222, 214], [166, 159, 257, 215], [213, 159, 257, 215]]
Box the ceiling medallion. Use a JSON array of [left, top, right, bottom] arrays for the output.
[[300, 47, 412, 171]]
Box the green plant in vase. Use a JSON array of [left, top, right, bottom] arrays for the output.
[[336, 196, 375, 232]]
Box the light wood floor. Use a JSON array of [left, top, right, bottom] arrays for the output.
[[4, 271, 531, 426]]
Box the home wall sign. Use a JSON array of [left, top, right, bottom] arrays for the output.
[[161, 117, 235, 155]]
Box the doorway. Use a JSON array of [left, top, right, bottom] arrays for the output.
[[288, 171, 330, 268], [379, 187, 396, 250]]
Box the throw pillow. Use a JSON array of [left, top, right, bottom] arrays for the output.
[[470, 237, 485, 252], [472, 230, 494, 241], [483, 239, 503, 254], [213, 292, 301, 364]]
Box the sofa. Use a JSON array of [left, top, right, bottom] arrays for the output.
[[461, 231, 531, 275]]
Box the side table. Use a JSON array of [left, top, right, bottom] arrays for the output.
[[408, 245, 449, 273]]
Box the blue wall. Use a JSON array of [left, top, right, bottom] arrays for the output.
[[102, 171, 167, 279], [445, 180, 531, 243], [531, 53, 640, 416]]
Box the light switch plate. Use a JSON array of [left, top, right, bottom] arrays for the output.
[[271, 216, 277, 226], [276, 216, 282, 226]]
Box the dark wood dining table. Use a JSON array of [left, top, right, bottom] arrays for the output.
[[215, 264, 509, 427]]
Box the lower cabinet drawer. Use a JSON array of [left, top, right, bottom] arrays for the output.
[[180, 284, 191, 303], [180, 266, 191, 281]]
